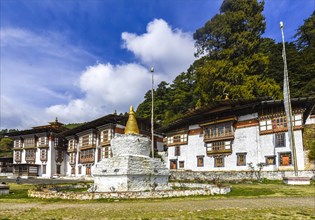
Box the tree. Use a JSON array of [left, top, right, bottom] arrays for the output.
[[193, 0, 281, 104], [294, 11, 315, 97], [0, 137, 13, 151]]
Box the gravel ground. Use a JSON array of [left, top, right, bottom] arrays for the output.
[[0, 196, 314, 211]]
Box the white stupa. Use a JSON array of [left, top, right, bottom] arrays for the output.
[[92, 106, 170, 192]]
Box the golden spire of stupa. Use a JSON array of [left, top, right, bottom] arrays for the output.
[[124, 106, 140, 134]]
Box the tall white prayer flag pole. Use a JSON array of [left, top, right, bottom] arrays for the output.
[[150, 67, 155, 158], [280, 21, 298, 176]]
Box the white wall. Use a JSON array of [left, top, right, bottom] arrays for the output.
[[167, 113, 307, 172]]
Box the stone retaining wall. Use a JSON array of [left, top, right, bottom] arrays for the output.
[[170, 170, 315, 181], [28, 183, 230, 200]]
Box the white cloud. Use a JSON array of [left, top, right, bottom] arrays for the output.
[[0, 28, 95, 129], [1, 19, 196, 129], [122, 19, 195, 77], [46, 63, 151, 122]]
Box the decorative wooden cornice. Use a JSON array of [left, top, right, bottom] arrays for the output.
[[80, 144, 96, 150], [235, 120, 259, 129], [259, 125, 303, 135], [199, 116, 236, 127], [204, 135, 234, 143]]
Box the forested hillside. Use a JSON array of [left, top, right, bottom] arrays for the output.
[[136, 0, 315, 126]]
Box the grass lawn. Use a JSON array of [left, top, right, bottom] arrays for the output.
[[0, 181, 314, 219]]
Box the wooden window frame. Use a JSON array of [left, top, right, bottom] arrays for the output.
[[214, 157, 224, 167], [42, 165, 46, 174], [236, 153, 247, 166], [174, 146, 180, 156], [179, 161, 185, 168], [275, 133, 286, 148], [102, 146, 111, 159], [25, 149, 36, 161], [204, 122, 234, 141], [40, 149, 47, 161], [14, 151, 21, 162], [279, 152, 292, 166], [197, 156, 204, 167], [265, 156, 276, 165]]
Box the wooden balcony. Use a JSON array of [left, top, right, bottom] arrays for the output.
[[80, 144, 96, 150], [204, 133, 234, 142], [79, 157, 94, 164], [206, 149, 232, 156], [24, 145, 37, 149], [67, 147, 76, 153], [100, 140, 111, 146]]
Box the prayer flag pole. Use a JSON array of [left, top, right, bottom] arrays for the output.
[[280, 21, 298, 176]]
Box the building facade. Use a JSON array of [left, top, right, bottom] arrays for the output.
[[160, 98, 315, 172], [9, 119, 68, 177], [62, 114, 164, 177]]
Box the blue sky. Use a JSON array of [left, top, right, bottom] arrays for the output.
[[1, 0, 314, 129]]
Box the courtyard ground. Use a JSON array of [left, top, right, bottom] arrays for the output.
[[0, 178, 314, 219]]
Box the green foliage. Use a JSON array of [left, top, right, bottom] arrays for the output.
[[0, 137, 13, 157], [137, 2, 314, 126], [0, 129, 19, 137], [303, 124, 315, 160], [193, 0, 281, 104]]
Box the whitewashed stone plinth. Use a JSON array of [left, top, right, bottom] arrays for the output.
[[92, 134, 170, 192], [283, 176, 310, 185]]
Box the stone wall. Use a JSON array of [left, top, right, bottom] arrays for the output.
[[28, 183, 230, 200], [170, 170, 315, 181]]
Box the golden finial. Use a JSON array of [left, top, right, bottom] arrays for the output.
[[124, 106, 140, 134]]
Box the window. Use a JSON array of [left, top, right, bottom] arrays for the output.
[[170, 160, 177, 169], [54, 138, 59, 146], [14, 140, 22, 148], [42, 165, 46, 174], [79, 149, 94, 163], [55, 150, 63, 162], [78, 166, 82, 174], [279, 152, 292, 166], [174, 146, 180, 156], [86, 166, 91, 175], [14, 151, 21, 162], [24, 138, 35, 148], [272, 116, 287, 129], [39, 137, 47, 146], [179, 161, 184, 168], [214, 157, 224, 167], [68, 139, 76, 150], [197, 156, 204, 167], [167, 134, 188, 145], [100, 129, 113, 144], [259, 119, 272, 131], [260, 114, 302, 133], [237, 153, 247, 166], [40, 149, 47, 161], [25, 149, 36, 161], [56, 165, 61, 174], [102, 146, 111, 159], [71, 167, 75, 175], [69, 153, 76, 164], [265, 156, 276, 165], [81, 135, 90, 148], [204, 122, 234, 140], [275, 133, 286, 148], [206, 141, 232, 154], [97, 148, 102, 162]]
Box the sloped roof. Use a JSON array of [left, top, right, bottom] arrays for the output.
[[157, 97, 315, 133], [60, 114, 156, 137]]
